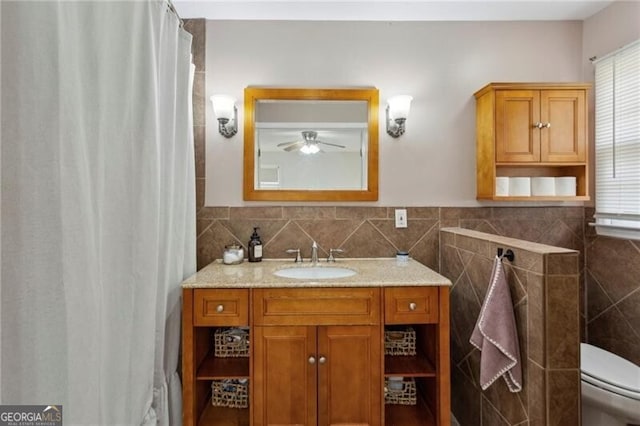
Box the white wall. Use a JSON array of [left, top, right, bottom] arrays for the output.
[[205, 20, 584, 206], [582, 0, 640, 203]]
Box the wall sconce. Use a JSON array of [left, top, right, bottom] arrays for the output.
[[386, 95, 413, 138], [210, 95, 237, 138]]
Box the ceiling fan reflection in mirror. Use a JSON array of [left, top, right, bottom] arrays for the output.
[[276, 130, 346, 155]]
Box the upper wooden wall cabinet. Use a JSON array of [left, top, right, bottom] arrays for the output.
[[474, 82, 591, 201]]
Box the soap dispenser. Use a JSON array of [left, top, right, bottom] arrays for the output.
[[248, 227, 263, 262]]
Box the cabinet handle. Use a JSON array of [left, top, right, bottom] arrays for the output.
[[543, 122, 551, 128], [308, 356, 316, 365], [216, 304, 224, 313], [409, 302, 417, 311], [533, 122, 543, 129], [319, 356, 327, 364]]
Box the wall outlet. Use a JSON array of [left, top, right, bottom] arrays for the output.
[[395, 209, 408, 228]]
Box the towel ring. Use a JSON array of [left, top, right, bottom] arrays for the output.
[[497, 248, 515, 262]]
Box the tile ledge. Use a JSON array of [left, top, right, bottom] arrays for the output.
[[440, 227, 578, 255]]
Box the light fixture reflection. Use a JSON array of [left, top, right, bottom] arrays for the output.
[[300, 143, 320, 155]]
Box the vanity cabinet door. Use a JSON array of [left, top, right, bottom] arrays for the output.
[[318, 325, 382, 426], [253, 326, 317, 426], [253, 324, 382, 426]]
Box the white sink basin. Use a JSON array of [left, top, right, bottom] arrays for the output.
[[274, 266, 356, 280]]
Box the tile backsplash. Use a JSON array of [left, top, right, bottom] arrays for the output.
[[196, 206, 440, 270]]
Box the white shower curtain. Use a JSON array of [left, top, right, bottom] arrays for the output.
[[1, 1, 196, 425]]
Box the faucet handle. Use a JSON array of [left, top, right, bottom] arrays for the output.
[[327, 248, 345, 262], [285, 248, 303, 263]]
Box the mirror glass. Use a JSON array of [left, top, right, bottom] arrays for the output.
[[244, 88, 379, 201]]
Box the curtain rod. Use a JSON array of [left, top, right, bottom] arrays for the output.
[[590, 38, 640, 64], [166, 0, 184, 27]]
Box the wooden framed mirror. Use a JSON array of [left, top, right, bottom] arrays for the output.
[[243, 87, 379, 201]]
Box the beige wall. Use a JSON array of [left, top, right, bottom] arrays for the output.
[[204, 20, 584, 206]]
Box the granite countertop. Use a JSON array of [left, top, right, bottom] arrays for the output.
[[181, 258, 452, 288]]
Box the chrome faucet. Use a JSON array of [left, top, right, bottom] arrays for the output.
[[285, 248, 303, 263], [327, 248, 344, 262], [311, 241, 319, 265]]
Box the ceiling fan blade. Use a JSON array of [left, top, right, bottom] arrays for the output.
[[284, 143, 303, 152], [317, 141, 346, 149], [277, 140, 302, 148]]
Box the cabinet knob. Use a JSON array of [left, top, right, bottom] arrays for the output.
[[319, 356, 327, 364], [409, 302, 417, 311], [216, 304, 224, 313], [308, 356, 316, 365], [544, 122, 551, 128], [533, 122, 543, 129]]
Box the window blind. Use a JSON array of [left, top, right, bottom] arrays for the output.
[[594, 39, 640, 240]]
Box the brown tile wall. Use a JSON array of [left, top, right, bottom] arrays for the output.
[[183, 19, 206, 209], [584, 207, 640, 365], [442, 228, 580, 426], [195, 206, 440, 270], [196, 207, 586, 271]]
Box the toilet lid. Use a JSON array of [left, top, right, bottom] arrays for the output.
[[582, 372, 640, 401], [581, 343, 640, 395]]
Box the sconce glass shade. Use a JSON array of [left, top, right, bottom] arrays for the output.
[[387, 95, 413, 120], [386, 95, 413, 138], [210, 95, 236, 121], [210, 95, 238, 138]]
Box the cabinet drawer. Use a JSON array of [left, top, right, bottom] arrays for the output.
[[385, 287, 439, 324], [193, 289, 249, 326], [253, 287, 380, 326]]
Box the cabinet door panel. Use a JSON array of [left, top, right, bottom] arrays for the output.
[[318, 325, 382, 426], [541, 90, 586, 162], [253, 326, 317, 426], [495, 90, 540, 162]]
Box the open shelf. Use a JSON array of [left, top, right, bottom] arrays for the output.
[[384, 355, 436, 377], [198, 404, 249, 426], [385, 396, 436, 426], [196, 355, 250, 380]]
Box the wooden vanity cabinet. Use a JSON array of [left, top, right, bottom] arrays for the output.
[[252, 288, 382, 426], [475, 83, 590, 201], [183, 286, 449, 426]]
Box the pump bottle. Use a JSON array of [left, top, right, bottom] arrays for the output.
[[248, 227, 263, 262]]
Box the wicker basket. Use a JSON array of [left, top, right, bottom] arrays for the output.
[[211, 379, 249, 408], [384, 326, 416, 356], [384, 377, 417, 405], [214, 327, 249, 358]]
